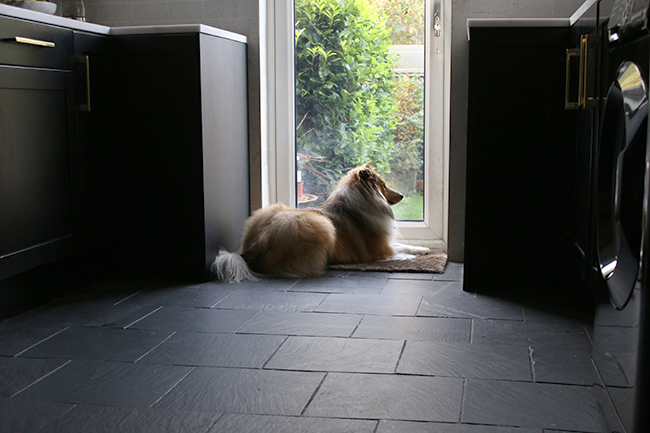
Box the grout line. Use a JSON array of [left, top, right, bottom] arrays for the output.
[[133, 331, 177, 363], [207, 413, 226, 431], [583, 324, 594, 346], [348, 315, 365, 338], [458, 378, 467, 423], [234, 311, 263, 333], [528, 346, 537, 382], [149, 366, 196, 409], [469, 319, 474, 343], [393, 340, 408, 374], [123, 306, 163, 329], [14, 327, 70, 357], [299, 372, 328, 416], [10, 359, 72, 398], [261, 336, 290, 369], [114, 290, 143, 306], [209, 290, 238, 309]]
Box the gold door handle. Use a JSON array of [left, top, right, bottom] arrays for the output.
[[565, 48, 579, 109], [14, 36, 56, 48], [77, 55, 91, 112], [580, 34, 600, 108]]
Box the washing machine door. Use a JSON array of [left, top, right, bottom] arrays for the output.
[[597, 61, 648, 309]]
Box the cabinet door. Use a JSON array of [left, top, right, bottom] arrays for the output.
[[465, 27, 572, 292], [0, 66, 75, 278], [73, 32, 118, 235]]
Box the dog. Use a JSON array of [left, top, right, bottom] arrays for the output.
[[211, 163, 430, 282]]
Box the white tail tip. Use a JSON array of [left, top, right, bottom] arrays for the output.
[[210, 250, 257, 283]]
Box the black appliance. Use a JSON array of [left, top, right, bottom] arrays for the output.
[[591, 0, 650, 430]]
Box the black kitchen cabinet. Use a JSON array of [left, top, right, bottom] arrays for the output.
[[0, 18, 76, 280], [112, 33, 250, 281], [0, 13, 249, 318], [464, 26, 575, 293], [73, 31, 119, 241]]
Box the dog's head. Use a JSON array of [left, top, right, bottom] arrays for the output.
[[354, 164, 404, 206]]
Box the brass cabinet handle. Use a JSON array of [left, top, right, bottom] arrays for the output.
[[565, 48, 580, 109], [566, 34, 601, 110], [14, 36, 56, 48], [579, 34, 600, 109], [77, 55, 91, 112]]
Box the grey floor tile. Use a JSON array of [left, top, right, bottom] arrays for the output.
[[387, 273, 434, 280], [530, 346, 600, 385], [377, 420, 542, 432], [0, 323, 68, 357], [304, 373, 464, 422], [472, 319, 592, 349], [18, 327, 174, 362], [461, 379, 607, 432], [55, 279, 154, 305], [289, 277, 386, 294], [0, 266, 608, 433], [39, 405, 222, 433], [0, 357, 69, 398], [0, 397, 73, 433], [237, 311, 362, 337], [523, 304, 593, 325], [397, 341, 532, 381], [434, 262, 463, 281], [15, 301, 160, 330], [417, 290, 523, 320], [139, 332, 285, 368], [381, 280, 459, 297], [346, 271, 392, 279], [202, 278, 299, 292], [214, 290, 327, 312], [125, 306, 257, 333], [14, 360, 193, 408], [314, 293, 422, 316], [155, 367, 325, 415], [123, 285, 235, 308], [352, 315, 471, 342], [265, 336, 403, 373], [208, 414, 378, 433]]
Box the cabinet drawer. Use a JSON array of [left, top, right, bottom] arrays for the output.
[[0, 16, 72, 70]]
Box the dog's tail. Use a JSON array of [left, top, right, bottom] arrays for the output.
[[210, 250, 257, 283]]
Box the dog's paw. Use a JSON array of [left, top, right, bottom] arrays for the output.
[[391, 243, 431, 256]]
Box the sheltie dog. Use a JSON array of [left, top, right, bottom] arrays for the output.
[[211, 163, 430, 282]]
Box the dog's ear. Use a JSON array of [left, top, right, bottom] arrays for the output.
[[358, 167, 373, 181]]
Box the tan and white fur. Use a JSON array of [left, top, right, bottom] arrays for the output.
[[211, 164, 430, 282]]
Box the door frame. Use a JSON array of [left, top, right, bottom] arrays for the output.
[[261, 0, 451, 252]]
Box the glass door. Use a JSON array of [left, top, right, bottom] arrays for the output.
[[294, 0, 426, 221], [269, 0, 449, 250]]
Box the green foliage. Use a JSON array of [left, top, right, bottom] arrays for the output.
[[393, 192, 424, 221], [295, 0, 397, 182], [389, 74, 424, 174], [373, 0, 425, 45]]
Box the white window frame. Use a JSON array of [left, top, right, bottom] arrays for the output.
[[262, 0, 451, 252]]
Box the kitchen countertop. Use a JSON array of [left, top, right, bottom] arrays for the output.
[[0, 3, 246, 43], [466, 0, 597, 40]]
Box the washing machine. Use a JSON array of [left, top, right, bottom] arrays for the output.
[[592, 1, 650, 431]]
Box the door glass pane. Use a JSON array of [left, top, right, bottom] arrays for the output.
[[294, 0, 425, 221]]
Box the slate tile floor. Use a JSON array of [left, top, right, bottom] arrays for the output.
[[0, 263, 610, 432]]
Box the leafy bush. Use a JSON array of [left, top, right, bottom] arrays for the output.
[[295, 0, 397, 183], [372, 0, 425, 45], [386, 74, 424, 189]]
